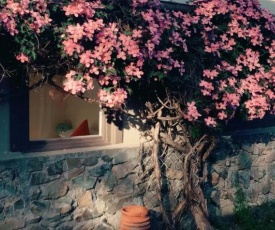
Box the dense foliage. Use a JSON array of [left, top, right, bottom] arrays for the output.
[[1, 0, 275, 128]]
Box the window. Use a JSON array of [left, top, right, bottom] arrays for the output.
[[29, 74, 100, 140], [9, 76, 122, 152]]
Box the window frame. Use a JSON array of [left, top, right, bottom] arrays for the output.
[[9, 82, 123, 153]]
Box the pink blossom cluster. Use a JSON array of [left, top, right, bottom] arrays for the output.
[[4, 0, 275, 127], [97, 88, 127, 108], [63, 0, 103, 18], [0, 0, 51, 35], [63, 70, 94, 95], [60, 0, 275, 125], [192, 0, 275, 125], [184, 102, 202, 121]]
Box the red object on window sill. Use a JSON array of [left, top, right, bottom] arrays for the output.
[[70, 119, 90, 137]]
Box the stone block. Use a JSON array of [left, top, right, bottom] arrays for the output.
[[55, 222, 75, 230], [112, 177, 134, 196], [112, 152, 127, 165], [65, 158, 81, 170], [97, 221, 115, 230], [220, 199, 234, 216], [2, 183, 18, 197], [251, 155, 265, 166], [93, 199, 106, 217], [83, 157, 99, 166], [210, 190, 220, 207], [88, 163, 111, 177], [265, 151, 275, 163], [241, 144, 253, 153], [238, 170, 251, 189], [72, 175, 85, 187], [30, 200, 50, 215], [25, 225, 47, 230], [25, 214, 42, 225], [75, 209, 93, 222], [85, 175, 97, 190], [0, 218, 25, 230], [47, 160, 64, 176], [74, 220, 96, 230], [248, 183, 260, 204], [262, 179, 271, 195], [0, 159, 19, 170], [268, 162, 275, 180], [0, 201, 4, 214], [0, 169, 17, 181], [112, 162, 136, 179], [67, 166, 85, 180], [56, 197, 74, 207], [31, 172, 59, 185], [106, 195, 132, 215], [125, 148, 140, 160], [78, 191, 92, 208], [102, 172, 118, 192], [72, 174, 97, 190], [227, 171, 239, 188], [42, 181, 69, 199], [239, 152, 252, 170], [60, 203, 73, 216], [27, 159, 43, 172], [29, 187, 42, 200], [106, 211, 121, 230], [211, 171, 220, 186], [14, 199, 24, 210], [250, 167, 260, 181], [102, 155, 113, 163]]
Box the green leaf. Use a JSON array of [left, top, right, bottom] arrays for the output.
[[150, 71, 167, 80], [31, 50, 36, 60], [106, 68, 117, 76]]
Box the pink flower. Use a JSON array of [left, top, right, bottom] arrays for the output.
[[79, 50, 94, 67], [62, 39, 83, 56], [204, 117, 217, 127], [184, 101, 201, 121], [217, 111, 227, 120], [203, 69, 219, 79], [132, 29, 142, 38], [16, 53, 29, 63]]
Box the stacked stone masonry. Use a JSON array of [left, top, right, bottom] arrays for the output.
[[0, 147, 153, 230], [2, 138, 275, 230], [207, 137, 275, 220]]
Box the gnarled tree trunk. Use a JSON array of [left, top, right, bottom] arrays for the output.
[[142, 101, 216, 230]]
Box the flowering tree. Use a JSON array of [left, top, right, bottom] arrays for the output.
[[1, 0, 275, 229]]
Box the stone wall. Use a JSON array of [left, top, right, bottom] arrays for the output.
[[2, 137, 275, 230], [0, 147, 159, 230], [207, 136, 275, 222]]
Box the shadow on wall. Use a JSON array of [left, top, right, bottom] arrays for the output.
[[206, 131, 275, 227]]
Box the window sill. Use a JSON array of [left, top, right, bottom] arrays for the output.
[[28, 135, 109, 152], [0, 142, 140, 161]]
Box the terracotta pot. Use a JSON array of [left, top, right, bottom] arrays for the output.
[[120, 205, 150, 230]]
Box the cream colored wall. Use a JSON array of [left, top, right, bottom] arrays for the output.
[[30, 85, 66, 139], [29, 82, 100, 140], [122, 126, 142, 144]]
